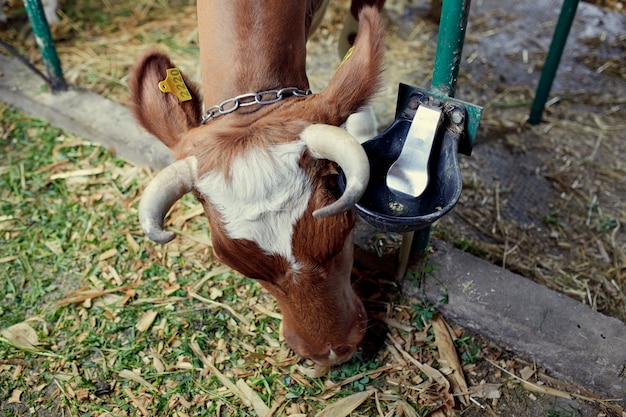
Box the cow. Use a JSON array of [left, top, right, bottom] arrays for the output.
[[129, 0, 385, 366]]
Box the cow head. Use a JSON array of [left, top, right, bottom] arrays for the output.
[[129, 6, 384, 365]]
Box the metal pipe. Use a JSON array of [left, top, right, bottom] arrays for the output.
[[396, 230, 414, 280], [23, 0, 67, 93], [431, 0, 472, 98], [528, 0, 579, 125], [407, 0, 472, 257]]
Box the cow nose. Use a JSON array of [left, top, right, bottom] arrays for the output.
[[282, 326, 357, 366], [326, 343, 357, 365], [303, 343, 357, 367]]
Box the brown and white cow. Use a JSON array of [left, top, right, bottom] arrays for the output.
[[129, 1, 385, 366]]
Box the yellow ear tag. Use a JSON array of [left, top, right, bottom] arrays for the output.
[[338, 46, 355, 69], [158, 68, 192, 102]]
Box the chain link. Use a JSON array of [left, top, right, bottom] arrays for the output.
[[201, 87, 312, 124]]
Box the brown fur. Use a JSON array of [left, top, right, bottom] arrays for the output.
[[129, 1, 385, 365]]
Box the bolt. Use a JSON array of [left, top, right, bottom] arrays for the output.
[[451, 110, 464, 124]]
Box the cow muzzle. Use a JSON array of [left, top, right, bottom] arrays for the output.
[[281, 299, 367, 366]]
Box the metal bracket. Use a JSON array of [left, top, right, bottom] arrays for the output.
[[396, 83, 482, 155]]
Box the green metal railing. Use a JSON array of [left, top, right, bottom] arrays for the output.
[[412, 0, 473, 255], [528, 0, 580, 124], [431, 0, 471, 98], [23, 0, 67, 93], [408, 0, 580, 256]]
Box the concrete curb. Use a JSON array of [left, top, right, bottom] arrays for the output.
[[0, 54, 173, 170], [403, 239, 626, 407]]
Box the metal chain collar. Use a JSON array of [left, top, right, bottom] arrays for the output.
[[201, 87, 312, 124]]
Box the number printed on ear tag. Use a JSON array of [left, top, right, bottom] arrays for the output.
[[158, 68, 192, 102]]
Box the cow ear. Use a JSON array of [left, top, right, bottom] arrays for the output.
[[129, 51, 203, 150]]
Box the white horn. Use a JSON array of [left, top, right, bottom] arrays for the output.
[[138, 157, 198, 244], [300, 124, 370, 218]]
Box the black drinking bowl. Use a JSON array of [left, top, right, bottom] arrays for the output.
[[342, 99, 467, 233]]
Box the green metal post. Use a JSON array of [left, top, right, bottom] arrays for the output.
[[411, 0, 471, 255], [528, 0, 579, 125], [23, 0, 67, 93], [431, 0, 471, 98]]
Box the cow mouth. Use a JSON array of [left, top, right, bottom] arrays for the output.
[[282, 322, 365, 366]]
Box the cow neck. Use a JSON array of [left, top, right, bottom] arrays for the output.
[[196, 1, 311, 112]]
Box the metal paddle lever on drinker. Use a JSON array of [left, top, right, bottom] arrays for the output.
[[346, 90, 471, 233], [386, 104, 442, 198]]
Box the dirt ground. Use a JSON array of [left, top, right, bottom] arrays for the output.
[[434, 0, 626, 323]]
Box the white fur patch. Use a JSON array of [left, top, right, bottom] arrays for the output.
[[195, 140, 311, 267]]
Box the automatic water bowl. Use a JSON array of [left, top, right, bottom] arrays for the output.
[[352, 90, 472, 233]]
